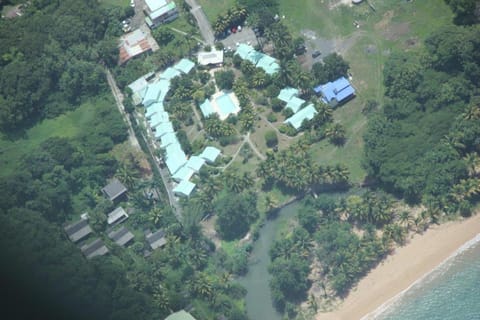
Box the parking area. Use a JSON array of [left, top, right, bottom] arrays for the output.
[[220, 27, 259, 51]]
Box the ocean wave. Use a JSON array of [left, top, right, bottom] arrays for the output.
[[361, 233, 480, 320]]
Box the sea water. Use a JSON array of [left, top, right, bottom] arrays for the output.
[[368, 234, 480, 320]]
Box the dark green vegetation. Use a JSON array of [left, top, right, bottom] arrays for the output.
[[0, 1, 248, 319], [364, 24, 480, 210]]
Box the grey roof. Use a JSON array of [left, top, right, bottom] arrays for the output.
[[81, 239, 109, 259], [101, 178, 128, 201], [146, 229, 167, 250], [108, 226, 134, 247], [64, 219, 92, 242], [107, 206, 129, 225]]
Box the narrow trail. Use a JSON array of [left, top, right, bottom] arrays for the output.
[[258, 114, 293, 140], [245, 132, 266, 160]]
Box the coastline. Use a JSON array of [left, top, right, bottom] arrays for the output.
[[316, 213, 480, 320]]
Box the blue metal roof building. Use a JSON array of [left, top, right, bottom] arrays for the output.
[[313, 77, 355, 106], [284, 104, 318, 130]]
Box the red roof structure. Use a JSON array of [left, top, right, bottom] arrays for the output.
[[119, 29, 153, 65]]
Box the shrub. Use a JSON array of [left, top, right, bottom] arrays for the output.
[[271, 98, 284, 112], [264, 130, 278, 147]]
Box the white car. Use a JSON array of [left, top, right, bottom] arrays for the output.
[[130, 0, 135, 7]]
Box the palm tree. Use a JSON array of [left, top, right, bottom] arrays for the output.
[[462, 101, 480, 120], [264, 194, 278, 218], [115, 163, 138, 189], [397, 210, 414, 230], [149, 206, 163, 226], [325, 123, 346, 146], [463, 152, 480, 177]]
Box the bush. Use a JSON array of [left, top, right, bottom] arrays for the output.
[[214, 70, 235, 90], [271, 98, 284, 112], [267, 113, 277, 122], [279, 124, 297, 136], [264, 130, 278, 147]]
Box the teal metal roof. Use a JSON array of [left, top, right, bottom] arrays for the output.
[[154, 121, 174, 139], [216, 93, 239, 120], [284, 104, 318, 130], [199, 146, 221, 163], [142, 80, 170, 106], [278, 87, 299, 102], [165, 143, 187, 174], [173, 180, 196, 197], [148, 111, 169, 128], [199, 99, 215, 118], [256, 55, 279, 74], [174, 58, 195, 74], [235, 43, 254, 60], [149, 1, 176, 20], [285, 96, 305, 113], [172, 165, 195, 182], [186, 156, 205, 172], [165, 310, 197, 320], [145, 102, 164, 119], [160, 132, 178, 148], [161, 67, 181, 81]]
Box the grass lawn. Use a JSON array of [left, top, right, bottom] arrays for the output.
[[197, 0, 237, 23], [98, 0, 130, 9], [0, 97, 109, 177]]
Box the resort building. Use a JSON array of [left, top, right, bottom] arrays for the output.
[[128, 72, 155, 105], [107, 207, 129, 225], [173, 58, 195, 74], [144, 0, 179, 29], [119, 29, 157, 65], [186, 156, 205, 172], [173, 180, 196, 197], [165, 310, 197, 320], [277, 87, 300, 102], [284, 104, 318, 130], [199, 91, 241, 120], [199, 146, 221, 164], [81, 239, 109, 260], [142, 79, 170, 107], [102, 179, 127, 202], [197, 50, 224, 67], [235, 44, 279, 75], [108, 226, 135, 247], [64, 218, 92, 243], [146, 229, 167, 250], [313, 77, 355, 107]]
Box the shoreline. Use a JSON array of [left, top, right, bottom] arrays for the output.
[[316, 213, 480, 320]]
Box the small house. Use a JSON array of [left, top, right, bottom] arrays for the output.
[[107, 207, 129, 225], [313, 77, 355, 107], [144, 0, 179, 29], [146, 229, 167, 250], [81, 239, 109, 259], [284, 104, 318, 130], [64, 218, 92, 243], [173, 180, 196, 197], [108, 226, 135, 247], [101, 178, 127, 202], [197, 50, 224, 67], [199, 146, 221, 164]]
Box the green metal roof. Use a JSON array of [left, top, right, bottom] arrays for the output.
[[278, 87, 299, 102], [173, 180, 196, 197], [285, 96, 305, 113], [199, 146, 221, 163], [165, 143, 187, 174], [172, 165, 195, 182], [161, 67, 181, 81], [174, 58, 195, 74], [284, 104, 317, 130]]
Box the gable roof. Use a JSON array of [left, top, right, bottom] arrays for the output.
[[285, 96, 305, 113], [186, 156, 205, 172], [64, 219, 92, 242], [108, 226, 134, 246], [102, 179, 127, 201], [149, 111, 170, 128], [278, 87, 300, 102], [199, 99, 215, 118], [173, 180, 196, 197], [234, 44, 279, 74], [199, 146, 221, 163], [107, 207, 129, 225], [81, 238, 109, 259], [165, 310, 197, 320], [165, 144, 187, 174], [314, 77, 355, 104], [154, 121, 174, 139], [161, 67, 181, 81], [174, 58, 195, 74], [119, 29, 153, 65], [160, 132, 179, 148], [284, 104, 318, 130], [197, 50, 224, 65], [172, 165, 195, 182], [146, 229, 167, 250], [145, 102, 164, 119]]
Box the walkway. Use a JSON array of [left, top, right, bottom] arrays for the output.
[[185, 0, 215, 45]]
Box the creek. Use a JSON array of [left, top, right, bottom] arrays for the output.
[[237, 201, 301, 320]]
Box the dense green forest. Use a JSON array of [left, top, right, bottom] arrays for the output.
[[364, 24, 480, 210]]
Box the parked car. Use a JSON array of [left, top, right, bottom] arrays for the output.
[[130, 0, 135, 7], [311, 50, 321, 58]]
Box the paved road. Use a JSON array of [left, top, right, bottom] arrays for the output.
[[185, 0, 215, 45]]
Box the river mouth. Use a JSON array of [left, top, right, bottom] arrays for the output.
[[236, 201, 301, 320]]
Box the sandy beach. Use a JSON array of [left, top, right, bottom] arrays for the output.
[[316, 213, 480, 320]]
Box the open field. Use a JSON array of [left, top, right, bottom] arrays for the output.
[[197, 0, 236, 23], [98, 0, 130, 9], [0, 97, 107, 177]]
